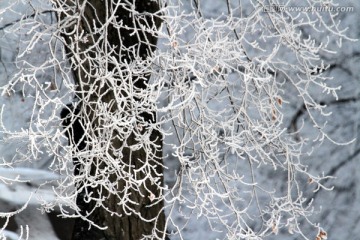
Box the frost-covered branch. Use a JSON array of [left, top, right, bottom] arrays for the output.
[[0, 0, 356, 239]]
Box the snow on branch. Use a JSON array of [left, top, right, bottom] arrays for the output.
[[0, 0, 355, 239]]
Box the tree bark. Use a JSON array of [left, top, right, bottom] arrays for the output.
[[55, 1, 166, 239]]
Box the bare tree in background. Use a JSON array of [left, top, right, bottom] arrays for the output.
[[0, 0, 357, 239]]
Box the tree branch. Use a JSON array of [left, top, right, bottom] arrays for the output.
[[0, 10, 54, 31]]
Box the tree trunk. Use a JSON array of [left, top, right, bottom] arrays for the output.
[[55, 1, 166, 239]]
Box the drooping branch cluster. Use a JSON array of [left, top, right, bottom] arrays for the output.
[[0, 0, 355, 239]]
